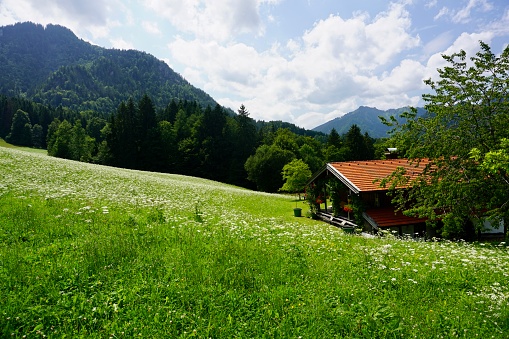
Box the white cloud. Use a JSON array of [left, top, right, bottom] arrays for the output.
[[378, 59, 427, 93], [452, 0, 493, 24], [434, 0, 494, 24], [142, 21, 161, 35], [434, 7, 449, 21], [425, 31, 495, 81], [0, 0, 125, 43], [424, 31, 454, 56], [426, 0, 438, 9], [110, 37, 135, 50], [486, 8, 509, 36], [0, 0, 110, 26], [167, 2, 426, 128], [142, 0, 266, 41]]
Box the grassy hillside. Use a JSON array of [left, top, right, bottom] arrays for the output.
[[1, 147, 508, 338], [0, 138, 46, 154]]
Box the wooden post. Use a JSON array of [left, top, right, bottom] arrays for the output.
[[323, 187, 327, 213]]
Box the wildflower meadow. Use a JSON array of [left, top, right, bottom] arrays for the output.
[[1, 146, 508, 338]]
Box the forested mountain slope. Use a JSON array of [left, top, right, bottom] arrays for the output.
[[0, 22, 217, 112]]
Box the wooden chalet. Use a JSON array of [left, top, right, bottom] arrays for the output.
[[307, 158, 433, 236]]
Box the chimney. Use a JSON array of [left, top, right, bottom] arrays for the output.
[[384, 148, 398, 159]]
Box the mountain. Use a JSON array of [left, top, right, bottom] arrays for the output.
[[0, 22, 217, 112], [312, 106, 427, 138], [1, 22, 422, 138], [256, 120, 325, 139]]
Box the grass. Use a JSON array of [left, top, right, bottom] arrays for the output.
[[0, 138, 47, 155], [1, 146, 508, 338]]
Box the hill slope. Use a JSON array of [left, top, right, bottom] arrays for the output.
[[313, 106, 427, 138], [0, 22, 217, 112], [1, 146, 508, 337]]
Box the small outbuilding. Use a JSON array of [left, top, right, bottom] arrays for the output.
[[306, 159, 432, 237]]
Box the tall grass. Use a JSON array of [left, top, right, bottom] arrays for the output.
[[1, 146, 508, 338]]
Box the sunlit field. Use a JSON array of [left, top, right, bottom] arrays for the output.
[[1, 146, 508, 338]]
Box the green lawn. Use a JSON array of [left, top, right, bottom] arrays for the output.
[[1, 146, 508, 338]]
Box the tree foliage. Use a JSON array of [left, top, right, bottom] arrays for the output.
[[280, 159, 312, 198], [6, 109, 32, 146], [344, 124, 375, 161], [46, 119, 94, 161], [48, 119, 73, 159], [383, 41, 509, 238], [245, 144, 296, 192], [1, 93, 378, 192]]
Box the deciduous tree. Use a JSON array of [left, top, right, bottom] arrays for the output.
[[245, 144, 295, 192], [280, 159, 312, 199], [48, 119, 73, 159], [383, 41, 509, 238]]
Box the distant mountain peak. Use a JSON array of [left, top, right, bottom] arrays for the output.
[[312, 106, 425, 138]]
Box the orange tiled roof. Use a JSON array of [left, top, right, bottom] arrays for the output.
[[327, 158, 429, 193], [364, 208, 427, 228]]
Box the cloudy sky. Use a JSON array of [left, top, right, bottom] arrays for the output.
[[1, 0, 508, 129]]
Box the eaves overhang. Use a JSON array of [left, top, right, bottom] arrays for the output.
[[325, 163, 361, 194], [307, 163, 361, 194]]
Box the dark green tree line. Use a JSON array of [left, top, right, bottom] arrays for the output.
[[1, 93, 378, 191], [245, 124, 375, 192]]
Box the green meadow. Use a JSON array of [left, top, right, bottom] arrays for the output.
[[1, 146, 508, 338]]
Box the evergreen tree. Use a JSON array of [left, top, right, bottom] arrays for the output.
[[138, 94, 157, 136], [108, 100, 138, 168], [163, 99, 179, 123], [31, 124, 44, 148], [324, 128, 346, 162], [137, 94, 160, 170], [363, 132, 375, 160], [344, 124, 373, 160], [158, 120, 177, 171], [173, 108, 191, 141], [327, 128, 341, 149], [229, 104, 258, 186], [46, 118, 61, 153], [6, 109, 32, 146]]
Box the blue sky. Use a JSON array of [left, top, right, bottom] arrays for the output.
[[0, 0, 508, 128]]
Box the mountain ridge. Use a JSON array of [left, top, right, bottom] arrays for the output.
[[312, 106, 427, 138], [0, 22, 218, 112], [1, 22, 421, 138]]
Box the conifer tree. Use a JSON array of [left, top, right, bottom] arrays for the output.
[[6, 109, 32, 146]]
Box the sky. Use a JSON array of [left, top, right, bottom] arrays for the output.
[[0, 0, 508, 129]]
